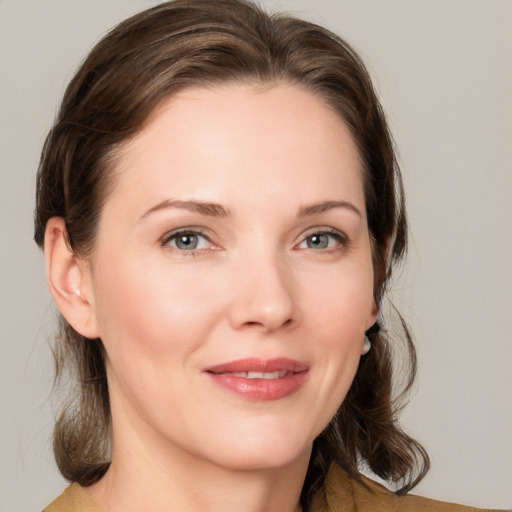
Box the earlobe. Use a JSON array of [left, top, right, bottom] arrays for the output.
[[366, 299, 379, 331], [44, 217, 99, 339]]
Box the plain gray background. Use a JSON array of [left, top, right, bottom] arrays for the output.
[[1, 0, 511, 510]]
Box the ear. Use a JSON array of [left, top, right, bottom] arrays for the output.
[[365, 300, 379, 332], [44, 217, 99, 339]]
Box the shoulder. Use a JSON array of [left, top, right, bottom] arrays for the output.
[[321, 464, 505, 512], [42, 483, 102, 512]]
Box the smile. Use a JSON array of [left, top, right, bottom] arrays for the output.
[[229, 371, 288, 379], [204, 358, 309, 401]]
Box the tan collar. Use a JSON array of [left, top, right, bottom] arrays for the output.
[[43, 465, 494, 512], [43, 483, 101, 512]]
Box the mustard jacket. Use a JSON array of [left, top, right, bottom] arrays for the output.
[[43, 464, 506, 512]]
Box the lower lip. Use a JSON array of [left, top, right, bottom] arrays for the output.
[[206, 371, 309, 401]]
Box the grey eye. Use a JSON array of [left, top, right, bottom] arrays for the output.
[[299, 231, 344, 250], [306, 233, 330, 249], [166, 232, 210, 250], [175, 234, 199, 249]]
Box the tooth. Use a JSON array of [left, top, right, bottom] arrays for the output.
[[246, 371, 280, 379], [226, 371, 286, 379], [247, 372, 264, 379]]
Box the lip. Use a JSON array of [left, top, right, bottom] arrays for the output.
[[204, 358, 309, 401]]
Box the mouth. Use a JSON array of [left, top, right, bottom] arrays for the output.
[[226, 370, 289, 379], [204, 358, 309, 401]]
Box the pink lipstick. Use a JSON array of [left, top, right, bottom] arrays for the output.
[[204, 358, 309, 401]]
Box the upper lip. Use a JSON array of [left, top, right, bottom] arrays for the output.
[[204, 358, 309, 374]]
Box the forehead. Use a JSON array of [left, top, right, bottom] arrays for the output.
[[108, 83, 365, 215]]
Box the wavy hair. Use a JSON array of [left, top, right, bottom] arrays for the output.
[[34, 0, 429, 507]]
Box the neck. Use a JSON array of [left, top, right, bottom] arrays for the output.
[[91, 460, 306, 512], [88, 449, 307, 512], [87, 407, 309, 512]]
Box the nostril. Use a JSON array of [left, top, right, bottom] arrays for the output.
[[241, 318, 293, 330]]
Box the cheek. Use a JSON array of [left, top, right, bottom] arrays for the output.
[[299, 260, 374, 413], [301, 259, 375, 331], [92, 257, 225, 351], [89, 265, 229, 421]]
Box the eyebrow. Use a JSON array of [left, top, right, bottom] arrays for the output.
[[297, 200, 363, 218], [140, 199, 230, 220], [140, 198, 362, 221]]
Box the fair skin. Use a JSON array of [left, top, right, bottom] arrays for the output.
[[45, 84, 377, 512]]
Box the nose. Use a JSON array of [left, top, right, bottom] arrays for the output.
[[228, 252, 297, 333]]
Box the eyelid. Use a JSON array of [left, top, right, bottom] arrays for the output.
[[295, 227, 348, 250], [160, 227, 216, 250]]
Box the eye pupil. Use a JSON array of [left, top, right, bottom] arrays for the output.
[[176, 234, 198, 250], [308, 234, 329, 249]]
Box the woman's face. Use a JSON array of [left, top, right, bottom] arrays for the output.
[[82, 84, 377, 472]]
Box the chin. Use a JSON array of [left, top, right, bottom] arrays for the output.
[[215, 448, 310, 473], [200, 424, 313, 473]]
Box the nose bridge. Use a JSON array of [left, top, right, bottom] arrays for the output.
[[229, 240, 297, 332]]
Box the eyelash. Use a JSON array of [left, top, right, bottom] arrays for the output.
[[296, 229, 347, 252], [160, 229, 213, 253], [160, 227, 347, 255]]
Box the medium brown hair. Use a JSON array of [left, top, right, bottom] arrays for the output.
[[34, 0, 429, 506]]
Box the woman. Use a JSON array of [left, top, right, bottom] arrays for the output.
[[34, 1, 503, 511]]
